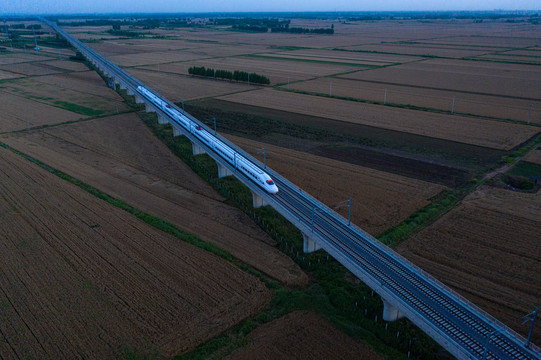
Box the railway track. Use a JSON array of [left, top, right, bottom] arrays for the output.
[[42, 18, 540, 360]]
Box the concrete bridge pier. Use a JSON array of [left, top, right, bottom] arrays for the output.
[[192, 143, 206, 156], [173, 127, 182, 137], [145, 103, 155, 113], [216, 162, 232, 178], [135, 95, 144, 104], [157, 114, 168, 125], [302, 233, 321, 253], [252, 191, 268, 208], [126, 87, 134, 96], [382, 300, 404, 322]]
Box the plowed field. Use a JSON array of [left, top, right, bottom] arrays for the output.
[[2, 113, 307, 286], [0, 145, 271, 359], [224, 135, 445, 236], [397, 186, 541, 344], [225, 311, 384, 360]]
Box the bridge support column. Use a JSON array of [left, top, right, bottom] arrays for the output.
[[173, 127, 182, 137], [126, 87, 134, 95], [157, 114, 168, 125], [145, 103, 155, 113], [192, 142, 206, 156], [252, 191, 267, 208], [217, 162, 232, 178], [135, 95, 144, 104], [382, 300, 404, 322], [302, 232, 321, 253]]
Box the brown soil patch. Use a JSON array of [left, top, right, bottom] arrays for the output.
[[1, 113, 307, 286], [397, 186, 541, 345], [31, 70, 121, 99], [225, 311, 384, 360], [219, 89, 539, 150], [0, 145, 271, 359], [349, 43, 490, 58], [341, 58, 541, 100], [143, 55, 359, 85], [0, 91, 84, 132], [126, 68, 252, 101], [524, 149, 541, 165], [1, 75, 130, 116], [288, 76, 541, 123], [224, 134, 445, 236]]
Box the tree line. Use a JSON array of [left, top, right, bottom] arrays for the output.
[[188, 66, 270, 85]]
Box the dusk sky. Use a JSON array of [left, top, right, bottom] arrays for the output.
[[2, 0, 540, 15]]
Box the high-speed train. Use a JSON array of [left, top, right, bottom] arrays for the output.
[[137, 86, 279, 194]]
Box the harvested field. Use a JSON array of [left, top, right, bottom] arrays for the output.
[[0, 145, 271, 359], [0, 75, 130, 116], [1, 113, 307, 286], [189, 98, 506, 169], [524, 149, 541, 165], [0, 61, 66, 76], [0, 69, 21, 80], [41, 59, 90, 72], [109, 44, 268, 67], [126, 68, 252, 101], [424, 35, 541, 48], [224, 134, 445, 235], [143, 56, 360, 85], [87, 38, 200, 56], [219, 89, 539, 150], [397, 186, 541, 344], [287, 76, 541, 123], [341, 58, 541, 100], [473, 54, 541, 65], [251, 49, 413, 67], [0, 91, 84, 132], [0, 52, 52, 65], [31, 71, 121, 99], [339, 44, 490, 58], [225, 311, 384, 360]]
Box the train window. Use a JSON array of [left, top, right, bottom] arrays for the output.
[[195, 126, 202, 130], [266, 180, 275, 185]]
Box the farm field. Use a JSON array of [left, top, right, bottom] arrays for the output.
[[249, 50, 416, 67], [340, 58, 541, 100], [340, 43, 491, 58], [0, 51, 52, 65], [126, 67, 252, 101], [218, 88, 539, 149], [0, 145, 271, 359], [524, 149, 541, 165], [2, 13, 541, 358], [0, 73, 130, 117], [225, 311, 384, 360], [0, 91, 84, 132], [286, 76, 541, 122], [1, 113, 307, 286], [143, 56, 360, 85], [107, 44, 270, 67], [397, 186, 541, 344], [224, 134, 445, 236]]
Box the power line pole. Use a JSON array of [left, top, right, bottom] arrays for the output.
[[523, 308, 538, 349], [528, 104, 532, 124], [384, 88, 387, 104], [330, 80, 332, 96], [451, 96, 455, 114]]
